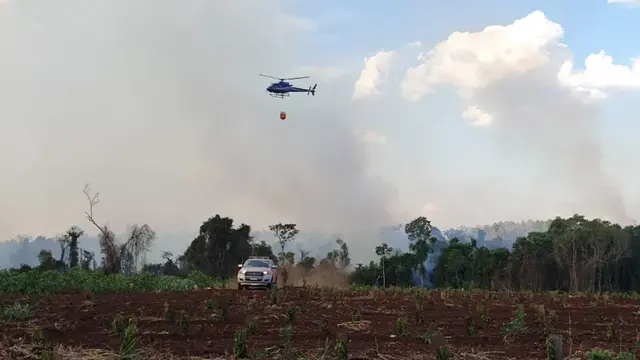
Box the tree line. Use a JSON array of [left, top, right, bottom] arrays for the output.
[[352, 214, 640, 293], [10, 186, 640, 293], [16, 186, 355, 287], [22, 211, 353, 287]]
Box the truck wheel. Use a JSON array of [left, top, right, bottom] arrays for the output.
[[237, 284, 243, 291]]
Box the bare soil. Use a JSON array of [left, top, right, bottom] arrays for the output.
[[2, 288, 639, 359]]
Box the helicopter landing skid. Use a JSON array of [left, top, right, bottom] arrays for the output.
[[269, 93, 289, 99]]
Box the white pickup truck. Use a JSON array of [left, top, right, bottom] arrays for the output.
[[236, 257, 278, 290]]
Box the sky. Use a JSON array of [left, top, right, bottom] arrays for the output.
[[1, 0, 640, 257]]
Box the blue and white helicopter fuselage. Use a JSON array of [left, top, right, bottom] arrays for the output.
[[260, 74, 317, 99]]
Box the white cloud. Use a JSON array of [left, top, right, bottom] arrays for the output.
[[401, 11, 564, 101], [361, 130, 387, 144], [558, 51, 640, 98], [397, 10, 633, 224], [352, 50, 395, 100], [461, 105, 493, 126], [407, 41, 421, 47], [608, 0, 640, 4]]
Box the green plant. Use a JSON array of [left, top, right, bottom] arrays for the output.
[[422, 331, 435, 344], [501, 305, 527, 339], [435, 345, 452, 360], [614, 351, 636, 360], [545, 335, 558, 360], [606, 324, 618, 340], [0, 302, 33, 321], [119, 321, 142, 360], [268, 287, 284, 305], [279, 324, 294, 357], [334, 338, 348, 360], [204, 298, 218, 310], [352, 308, 362, 321], [178, 310, 190, 335], [466, 317, 477, 337], [476, 300, 489, 324], [586, 348, 614, 360], [286, 305, 300, 324], [395, 316, 408, 337], [245, 319, 258, 336], [0, 268, 227, 296], [111, 313, 126, 334], [163, 301, 175, 322], [233, 328, 248, 358]]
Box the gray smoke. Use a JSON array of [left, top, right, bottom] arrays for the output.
[[0, 0, 395, 245], [472, 62, 629, 223]]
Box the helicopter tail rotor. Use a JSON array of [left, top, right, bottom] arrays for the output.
[[308, 84, 317, 96]]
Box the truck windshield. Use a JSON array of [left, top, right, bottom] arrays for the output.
[[244, 260, 270, 268]]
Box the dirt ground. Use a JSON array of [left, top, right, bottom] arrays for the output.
[[2, 288, 639, 359]]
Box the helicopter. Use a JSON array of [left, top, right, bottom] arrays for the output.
[[260, 74, 317, 99]]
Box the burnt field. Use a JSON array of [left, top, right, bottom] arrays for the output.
[[1, 287, 639, 359]]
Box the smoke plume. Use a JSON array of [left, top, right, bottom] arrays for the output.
[[0, 0, 395, 244], [401, 11, 630, 224]]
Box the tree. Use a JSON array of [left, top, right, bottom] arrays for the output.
[[322, 250, 339, 267], [251, 241, 278, 262], [335, 238, 351, 270], [37, 250, 56, 270], [283, 252, 296, 267], [56, 235, 70, 268], [405, 216, 437, 286], [375, 242, 393, 287], [321, 238, 351, 270], [66, 226, 84, 268], [83, 184, 155, 275], [161, 251, 173, 262], [80, 250, 96, 270], [160, 251, 180, 276], [269, 223, 299, 264], [296, 248, 316, 272], [181, 215, 275, 279], [269, 223, 299, 286]]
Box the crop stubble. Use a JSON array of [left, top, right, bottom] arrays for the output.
[[2, 288, 639, 359]]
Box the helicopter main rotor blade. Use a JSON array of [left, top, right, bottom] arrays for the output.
[[283, 76, 310, 80], [259, 74, 283, 81]]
